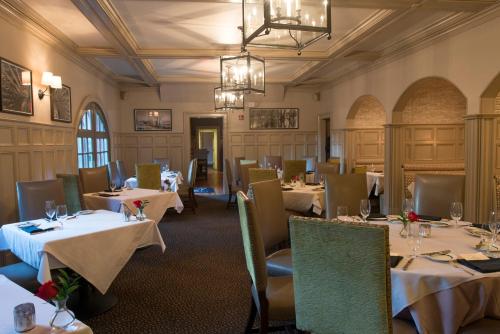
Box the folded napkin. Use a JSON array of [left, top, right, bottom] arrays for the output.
[[419, 215, 441, 222], [390, 255, 403, 268], [98, 192, 120, 197], [457, 258, 500, 273], [19, 225, 55, 235], [367, 213, 387, 220]]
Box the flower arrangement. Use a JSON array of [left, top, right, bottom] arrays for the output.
[[132, 200, 149, 221], [398, 211, 419, 237], [35, 269, 80, 302]]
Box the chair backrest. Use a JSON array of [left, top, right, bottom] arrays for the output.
[[352, 166, 367, 174], [414, 174, 465, 218], [16, 179, 66, 221], [283, 160, 307, 183], [136, 163, 161, 190], [248, 179, 288, 252], [153, 158, 170, 171], [248, 168, 278, 184], [402, 163, 465, 199], [107, 161, 124, 188], [494, 176, 500, 212], [325, 173, 368, 219], [237, 191, 268, 293], [355, 159, 385, 173], [187, 158, 198, 188], [240, 163, 259, 192], [233, 157, 245, 184], [290, 217, 392, 334], [56, 174, 84, 215], [116, 160, 127, 180], [79, 166, 109, 194], [224, 158, 234, 189], [317, 162, 340, 177], [304, 157, 317, 173], [264, 155, 282, 170]]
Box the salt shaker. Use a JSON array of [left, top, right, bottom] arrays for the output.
[[14, 303, 35, 332]]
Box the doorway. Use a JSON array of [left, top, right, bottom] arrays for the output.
[[318, 114, 331, 162], [190, 117, 224, 194]]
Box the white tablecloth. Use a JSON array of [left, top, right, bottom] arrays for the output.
[[380, 221, 500, 333], [0, 210, 165, 294], [124, 171, 183, 192], [282, 185, 325, 215], [366, 172, 384, 196], [0, 275, 92, 334], [83, 188, 184, 224]]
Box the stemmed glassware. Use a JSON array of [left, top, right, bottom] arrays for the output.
[[488, 210, 499, 256], [407, 221, 423, 259], [45, 200, 56, 221], [110, 182, 117, 192], [56, 205, 68, 229], [450, 202, 463, 228], [402, 198, 413, 217], [360, 199, 371, 222]]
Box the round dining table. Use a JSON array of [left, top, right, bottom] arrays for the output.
[[369, 220, 500, 334]]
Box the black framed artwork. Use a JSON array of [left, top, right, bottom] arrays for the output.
[[134, 109, 172, 131], [50, 84, 72, 123], [249, 108, 299, 130], [0, 58, 33, 116]]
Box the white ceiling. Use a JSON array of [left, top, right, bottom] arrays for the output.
[[14, 0, 500, 86]]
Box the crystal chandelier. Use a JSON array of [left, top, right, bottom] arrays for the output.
[[220, 54, 265, 94], [241, 0, 331, 54], [214, 87, 245, 111]]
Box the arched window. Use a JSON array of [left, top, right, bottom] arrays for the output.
[[77, 102, 110, 168]]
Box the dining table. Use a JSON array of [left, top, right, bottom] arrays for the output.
[[83, 188, 184, 224], [124, 170, 183, 192], [365, 219, 500, 334], [0, 274, 92, 333], [282, 184, 325, 215]]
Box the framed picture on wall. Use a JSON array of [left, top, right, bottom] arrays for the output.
[[249, 108, 299, 130], [50, 84, 72, 123], [134, 108, 172, 131], [0, 58, 33, 116]]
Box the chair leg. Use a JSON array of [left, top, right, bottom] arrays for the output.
[[191, 188, 198, 207], [258, 292, 269, 334], [226, 191, 233, 209], [245, 298, 257, 333]]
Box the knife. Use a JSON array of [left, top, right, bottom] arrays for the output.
[[402, 257, 415, 271], [421, 249, 451, 256]]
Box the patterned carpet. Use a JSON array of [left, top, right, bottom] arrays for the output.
[[85, 195, 253, 333]]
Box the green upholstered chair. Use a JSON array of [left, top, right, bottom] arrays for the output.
[[224, 158, 241, 209], [352, 165, 367, 174], [16, 179, 66, 221], [0, 262, 39, 292], [240, 162, 259, 193], [248, 168, 278, 184], [283, 160, 306, 183], [56, 174, 85, 215], [324, 173, 367, 219], [136, 163, 161, 190], [107, 161, 124, 188], [79, 166, 109, 193], [315, 162, 340, 183], [249, 179, 292, 277], [264, 156, 282, 170], [237, 191, 295, 333], [178, 158, 198, 213], [290, 217, 416, 334]]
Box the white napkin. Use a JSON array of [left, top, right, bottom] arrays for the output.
[[459, 252, 490, 261]]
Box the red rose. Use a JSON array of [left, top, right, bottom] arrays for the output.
[[132, 200, 142, 208], [408, 211, 419, 222], [35, 281, 58, 301]]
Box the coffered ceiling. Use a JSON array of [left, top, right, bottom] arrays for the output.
[[4, 0, 500, 87]]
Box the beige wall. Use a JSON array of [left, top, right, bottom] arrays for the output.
[[0, 16, 120, 223]]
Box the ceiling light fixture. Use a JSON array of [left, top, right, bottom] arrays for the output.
[[220, 54, 265, 94], [214, 87, 245, 111], [38, 71, 62, 99], [240, 0, 332, 55]]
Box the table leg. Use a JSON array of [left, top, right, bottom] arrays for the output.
[[67, 279, 118, 320]]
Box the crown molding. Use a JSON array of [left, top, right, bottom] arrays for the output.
[[0, 0, 118, 88]]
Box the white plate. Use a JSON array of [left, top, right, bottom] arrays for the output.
[[424, 253, 456, 262], [429, 221, 451, 228], [77, 210, 94, 215], [368, 217, 388, 221], [464, 226, 492, 238]]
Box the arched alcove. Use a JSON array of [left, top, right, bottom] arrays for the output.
[[345, 95, 386, 171]]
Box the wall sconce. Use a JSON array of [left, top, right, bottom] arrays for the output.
[[38, 71, 62, 99]]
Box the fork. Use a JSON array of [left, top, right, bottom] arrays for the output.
[[449, 261, 476, 276]]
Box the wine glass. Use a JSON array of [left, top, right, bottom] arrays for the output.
[[402, 198, 413, 216], [360, 199, 371, 222], [110, 182, 116, 192], [488, 210, 499, 254], [45, 200, 56, 221], [56, 205, 67, 229], [450, 202, 463, 228], [337, 206, 349, 221], [407, 222, 422, 258]]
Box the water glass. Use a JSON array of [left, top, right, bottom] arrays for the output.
[[110, 182, 116, 192], [360, 199, 371, 222], [337, 206, 349, 221], [407, 222, 422, 258], [14, 303, 35, 332], [419, 223, 431, 238], [45, 200, 56, 221], [450, 201, 463, 227], [488, 210, 499, 253], [56, 205, 68, 229]]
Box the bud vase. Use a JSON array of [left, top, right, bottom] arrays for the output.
[[400, 223, 409, 238], [49, 298, 75, 329], [136, 208, 146, 221]]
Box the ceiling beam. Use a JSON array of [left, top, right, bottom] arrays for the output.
[[71, 0, 157, 86]]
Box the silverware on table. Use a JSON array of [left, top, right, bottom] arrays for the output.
[[450, 261, 476, 276], [402, 257, 415, 271], [421, 249, 451, 256]]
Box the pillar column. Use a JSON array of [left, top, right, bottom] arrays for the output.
[[384, 124, 405, 215]]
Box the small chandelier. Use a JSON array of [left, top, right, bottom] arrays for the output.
[[214, 87, 245, 111], [220, 54, 265, 94], [241, 0, 332, 54]]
